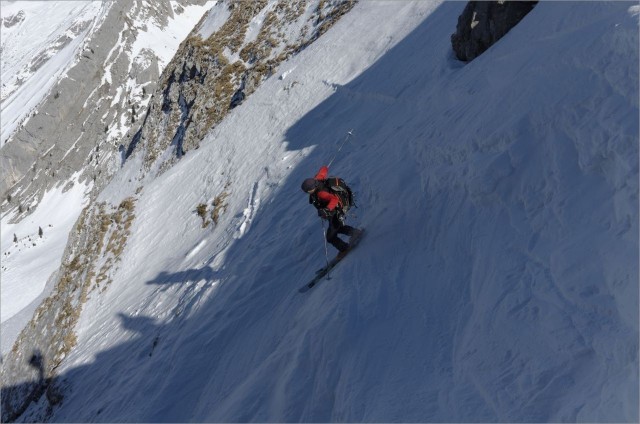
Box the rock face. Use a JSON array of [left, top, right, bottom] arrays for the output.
[[451, 1, 537, 62], [125, 0, 357, 176], [0, 0, 209, 221]]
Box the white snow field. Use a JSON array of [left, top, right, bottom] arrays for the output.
[[9, 0, 640, 422]]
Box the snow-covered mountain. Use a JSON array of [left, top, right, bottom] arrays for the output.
[[1, 1, 102, 144], [1, 0, 355, 360], [1, 1, 638, 422], [1, 0, 213, 359], [0, 0, 216, 198]]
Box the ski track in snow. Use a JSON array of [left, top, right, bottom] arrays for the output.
[[186, 239, 208, 260], [236, 180, 261, 238], [4, 1, 638, 422]]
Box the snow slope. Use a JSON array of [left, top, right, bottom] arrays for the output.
[[10, 1, 640, 422]]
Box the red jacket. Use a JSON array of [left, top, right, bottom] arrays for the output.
[[313, 166, 341, 211]]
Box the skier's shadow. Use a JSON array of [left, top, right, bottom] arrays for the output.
[[144, 266, 223, 289]]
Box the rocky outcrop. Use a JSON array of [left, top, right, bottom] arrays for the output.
[[451, 1, 537, 62], [125, 0, 357, 174], [0, 0, 209, 222], [2, 10, 26, 29]]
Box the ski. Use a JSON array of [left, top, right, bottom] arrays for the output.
[[299, 229, 364, 293]]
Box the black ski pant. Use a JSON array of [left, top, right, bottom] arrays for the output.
[[326, 214, 355, 252]]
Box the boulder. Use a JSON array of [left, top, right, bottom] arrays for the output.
[[451, 1, 537, 62]]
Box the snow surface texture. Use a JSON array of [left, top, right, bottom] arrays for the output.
[[7, 1, 640, 422]]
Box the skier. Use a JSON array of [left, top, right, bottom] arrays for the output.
[[301, 165, 361, 259]]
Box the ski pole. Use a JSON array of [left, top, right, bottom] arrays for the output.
[[327, 129, 354, 168], [320, 218, 331, 280]]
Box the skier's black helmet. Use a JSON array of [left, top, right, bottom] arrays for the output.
[[301, 178, 317, 193]]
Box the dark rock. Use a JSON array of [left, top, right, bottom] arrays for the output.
[[451, 1, 537, 62], [2, 10, 25, 28], [230, 73, 247, 109]]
